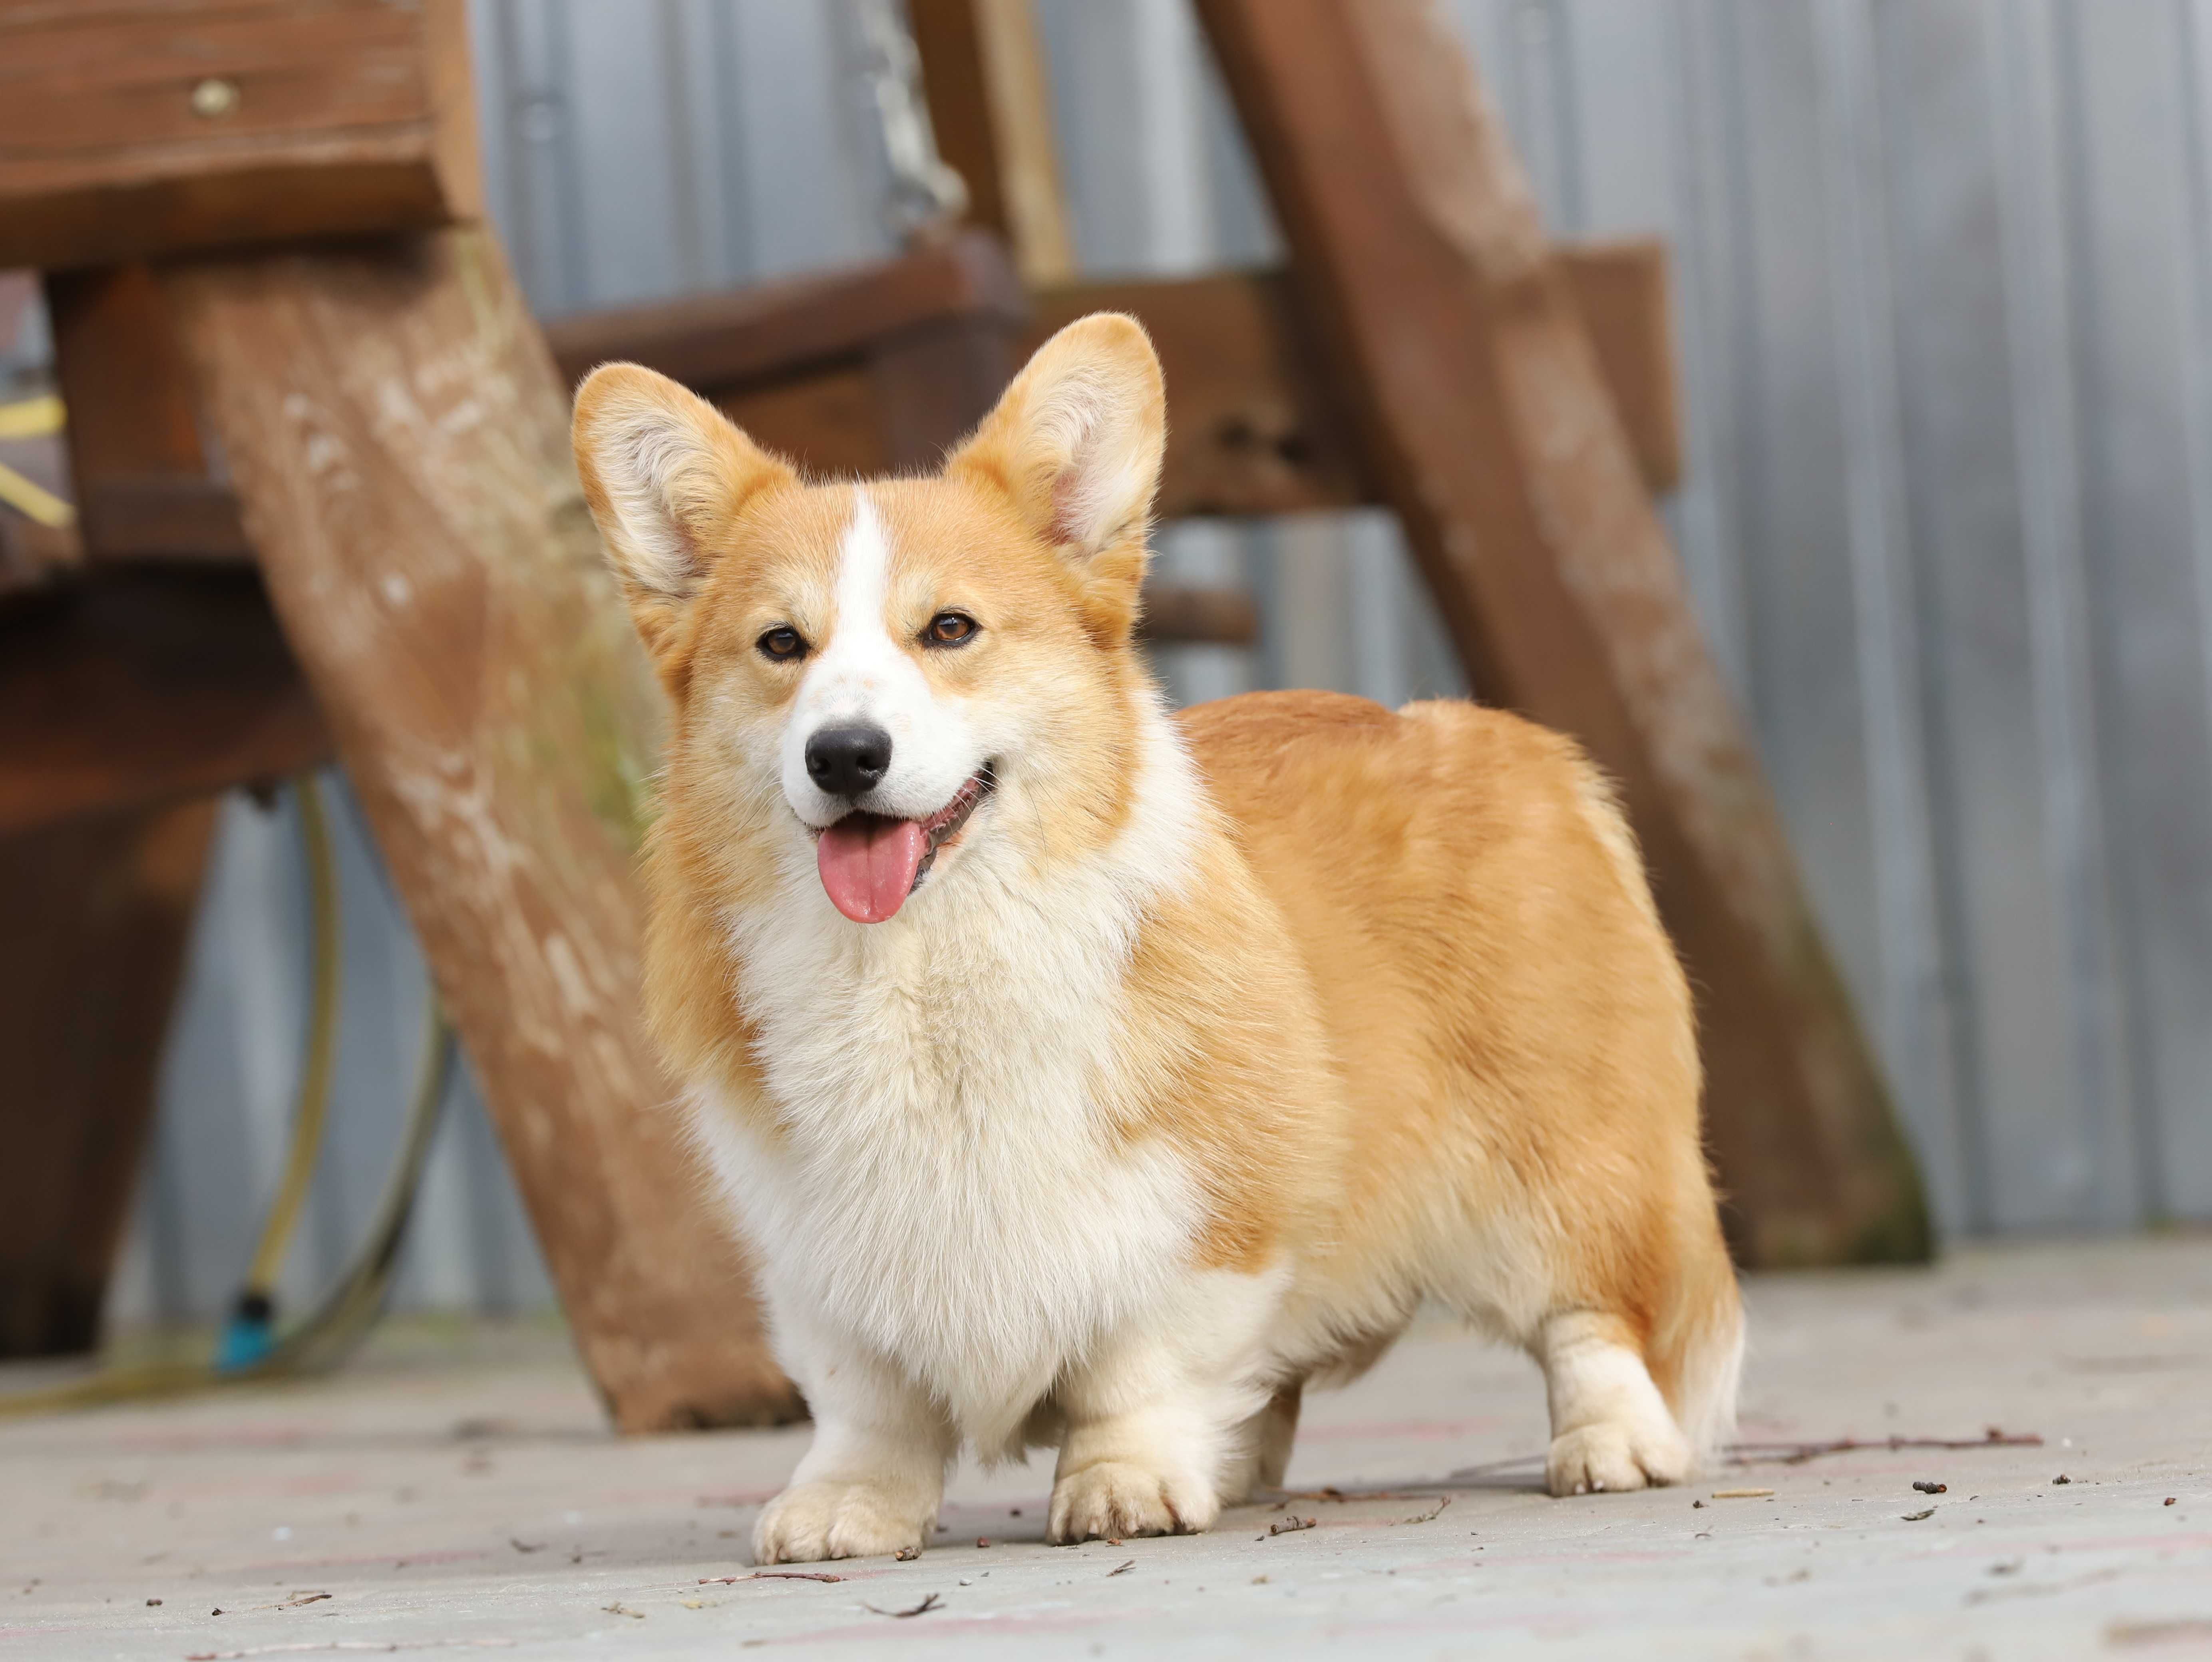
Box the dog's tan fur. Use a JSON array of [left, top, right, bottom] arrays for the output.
[[572, 314, 1742, 1564]]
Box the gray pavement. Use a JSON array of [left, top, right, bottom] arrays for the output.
[[3, 1235, 2207, 1659]]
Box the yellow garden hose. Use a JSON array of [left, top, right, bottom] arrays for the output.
[[244, 778, 341, 1299], [0, 777, 455, 1417]]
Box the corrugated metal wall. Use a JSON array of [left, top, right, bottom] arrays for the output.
[[110, 0, 2212, 1327]]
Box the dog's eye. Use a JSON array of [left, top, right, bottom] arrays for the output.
[[924, 611, 978, 647], [757, 626, 807, 662]]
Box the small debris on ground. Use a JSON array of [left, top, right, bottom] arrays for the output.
[[602, 1602, 645, 1620], [894, 1546, 920, 1561], [1265, 1515, 1318, 1537], [1108, 1561, 1135, 1577], [862, 1592, 942, 1618], [1393, 1496, 1451, 1525], [1902, 1508, 1936, 1521], [508, 1539, 544, 1554], [2165, 1496, 2177, 1506], [2053, 1474, 2071, 1485], [1711, 1489, 1773, 1500], [976, 1537, 989, 1548], [1913, 1481, 1947, 1494]]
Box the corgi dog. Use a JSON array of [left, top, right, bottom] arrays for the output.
[[570, 314, 1743, 1565]]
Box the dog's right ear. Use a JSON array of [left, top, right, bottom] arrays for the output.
[[571, 362, 795, 674]]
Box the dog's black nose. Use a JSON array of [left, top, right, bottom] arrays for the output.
[[805, 724, 893, 798]]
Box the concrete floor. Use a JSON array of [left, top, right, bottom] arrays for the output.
[[3, 1237, 2208, 1660]]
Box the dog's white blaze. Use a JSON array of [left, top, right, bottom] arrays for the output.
[[692, 704, 1237, 1457], [779, 489, 983, 829]]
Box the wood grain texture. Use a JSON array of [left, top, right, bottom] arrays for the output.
[[542, 231, 1025, 396], [0, 796, 215, 1356], [1193, 0, 1928, 1265], [910, 0, 1076, 285], [37, 246, 1676, 558], [1558, 240, 1683, 495], [0, 0, 481, 270], [161, 227, 800, 1429]]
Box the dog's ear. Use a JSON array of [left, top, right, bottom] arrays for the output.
[[949, 313, 1165, 642], [572, 362, 796, 677]]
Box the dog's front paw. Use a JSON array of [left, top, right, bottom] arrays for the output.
[[753, 1481, 931, 1563], [1048, 1461, 1213, 1544], [1546, 1416, 1692, 1497]]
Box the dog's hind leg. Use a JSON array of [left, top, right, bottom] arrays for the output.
[[1253, 1381, 1302, 1489], [1219, 1381, 1303, 1503], [1535, 1310, 1693, 1496]]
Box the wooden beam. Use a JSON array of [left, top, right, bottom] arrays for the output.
[[909, 0, 1077, 285], [1028, 270, 1366, 518], [41, 245, 1681, 561], [0, 569, 328, 835], [1138, 583, 1259, 647], [1193, 0, 1929, 1266], [1559, 239, 1683, 497], [0, 0, 481, 270], [0, 797, 216, 1357], [162, 226, 801, 1430], [43, 262, 250, 563], [543, 231, 1026, 395]]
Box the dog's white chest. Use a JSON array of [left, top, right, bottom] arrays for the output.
[[695, 889, 1200, 1445]]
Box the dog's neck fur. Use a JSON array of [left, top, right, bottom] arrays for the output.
[[690, 690, 1225, 1450]]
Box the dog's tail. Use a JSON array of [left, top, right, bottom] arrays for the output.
[[1650, 1241, 1745, 1469]]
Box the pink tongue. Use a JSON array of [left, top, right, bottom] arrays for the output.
[[816, 815, 928, 923]]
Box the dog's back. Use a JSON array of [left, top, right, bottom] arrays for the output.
[[1182, 689, 1743, 1464]]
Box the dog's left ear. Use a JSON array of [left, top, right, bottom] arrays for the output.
[[949, 313, 1165, 641], [572, 362, 796, 685]]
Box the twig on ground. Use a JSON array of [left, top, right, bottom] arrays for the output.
[[696, 1572, 845, 1585], [1107, 1560, 1136, 1577], [1728, 1430, 2042, 1467], [1393, 1496, 1452, 1525], [1269, 1487, 1452, 1510], [861, 1592, 942, 1618], [1263, 1515, 1317, 1539], [1450, 1429, 2041, 1486]]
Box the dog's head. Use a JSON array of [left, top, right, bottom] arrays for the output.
[[572, 314, 1167, 924]]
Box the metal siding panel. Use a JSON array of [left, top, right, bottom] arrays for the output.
[[1874, 0, 2071, 1235], [1812, 0, 1967, 1230], [2066, 0, 2212, 1223], [2162, 0, 2212, 1216], [1981, 0, 2143, 1228], [1727, 0, 1888, 1057]]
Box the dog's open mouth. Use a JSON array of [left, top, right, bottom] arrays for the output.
[[814, 765, 996, 924]]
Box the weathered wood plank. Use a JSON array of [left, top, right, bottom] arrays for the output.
[[0, 0, 481, 270], [48, 246, 1680, 559], [0, 796, 215, 1356], [541, 231, 1026, 396], [910, 0, 1077, 285], [1193, 0, 1929, 1265], [0, 569, 328, 835], [162, 227, 800, 1429]]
